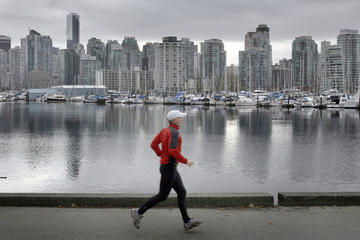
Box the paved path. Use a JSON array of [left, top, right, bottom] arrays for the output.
[[1, 206, 360, 240]]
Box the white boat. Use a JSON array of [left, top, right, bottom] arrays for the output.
[[15, 92, 27, 101], [344, 90, 360, 109], [281, 98, 296, 108], [164, 97, 179, 105], [299, 97, 315, 108], [190, 96, 206, 105], [145, 96, 163, 104], [313, 96, 327, 109], [46, 93, 67, 102], [0, 94, 7, 102], [204, 99, 216, 106], [107, 97, 122, 104], [327, 96, 347, 108], [261, 100, 281, 107], [84, 95, 97, 103], [236, 96, 257, 106], [69, 96, 85, 102]]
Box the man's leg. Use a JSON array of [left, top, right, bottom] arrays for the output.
[[172, 170, 190, 223], [138, 165, 175, 215]]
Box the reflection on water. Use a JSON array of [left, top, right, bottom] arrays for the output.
[[0, 102, 360, 194]]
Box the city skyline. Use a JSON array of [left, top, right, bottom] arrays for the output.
[[1, 0, 359, 65]]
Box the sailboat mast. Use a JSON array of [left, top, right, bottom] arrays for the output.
[[212, 63, 215, 96]]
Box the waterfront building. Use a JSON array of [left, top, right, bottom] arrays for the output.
[[238, 24, 272, 91], [337, 29, 360, 94], [180, 38, 197, 81], [64, 49, 80, 85], [121, 37, 142, 71], [21, 30, 53, 88], [9, 46, 25, 89], [65, 13, 81, 85], [0, 35, 11, 63], [318, 41, 345, 93], [142, 42, 156, 71], [227, 64, 239, 92], [87, 37, 106, 69], [52, 48, 65, 86], [66, 13, 80, 49], [292, 36, 318, 92], [272, 59, 292, 91], [120, 67, 153, 93], [0, 50, 9, 89], [79, 54, 97, 85], [200, 39, 226, 93], [95, 69, 119, 91], [193, 51, 201, 92], [153, 36, 186, 94], [105, 40, 122, 70], [28, 70, 52, 88]]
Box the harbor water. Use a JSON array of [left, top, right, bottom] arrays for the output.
[[1, 102, 360, 196]]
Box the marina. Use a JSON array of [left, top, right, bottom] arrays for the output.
[[0, 88, 359, 109]]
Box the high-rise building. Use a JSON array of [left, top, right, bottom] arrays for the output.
[[96, 67, 152, 93], [292, 36, 318, 92], [0, 50, 9, 89], [87, 37, 106, 69], [337, 29, 360, 94], [239, 24, 272, 91], [227, 64, 239, 92], [200, 39, 226, 93], [64, 49, 80, 85], [52, 48, 65, 86], [9, 46, 25, 89], [318, 41, 345, 93], [0, 35, 11, 63], [79, 54, 97, 85], [66, 13, 80, 49], [272, 59, 292, 91], [105, 40, 122, 70], [21, 30, 53, 88], [239, 49, 269, 91], [65, 13, 81, 86], [193, 51, 201, 92], [96, 69, 119, 90], [154, 36, 186, 93], [142, 42, 156, 71], [121, 37, 141, 71], [181, 38, 197, 81]]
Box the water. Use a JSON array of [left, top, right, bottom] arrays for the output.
[[1, 102, 360, 197]]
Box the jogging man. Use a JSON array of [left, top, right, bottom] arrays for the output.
[[131, 110, 202, 231]]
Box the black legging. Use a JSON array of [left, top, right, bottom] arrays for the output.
[[138, 164, 190, 223]]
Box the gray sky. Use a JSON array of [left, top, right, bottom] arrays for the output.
[[1, 0, 359, 64]]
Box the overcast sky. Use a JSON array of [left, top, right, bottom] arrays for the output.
[[1, 0, 359, 64]]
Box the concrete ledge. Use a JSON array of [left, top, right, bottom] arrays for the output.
[[278, 192, 360, 206], [0, 193, 274, 208]]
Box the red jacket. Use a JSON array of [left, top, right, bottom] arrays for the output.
[[151, 123, 188, 165]]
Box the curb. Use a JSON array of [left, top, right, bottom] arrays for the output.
[[278, 192, 360, 206], [0, 193, 274, 208]]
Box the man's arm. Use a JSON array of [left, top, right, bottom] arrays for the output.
[[150, 131, 163, 157]]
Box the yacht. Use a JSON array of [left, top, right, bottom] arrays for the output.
[[236, 96, 257, 106], [46, 93, 67, 102], [145, 96, 164, 104], [344, 90, 360, 109], [84, 95, 97, 103], [69, 96, 85, 102], [299, 97, 315, 108]]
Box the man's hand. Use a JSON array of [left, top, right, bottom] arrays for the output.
[[186, 160, 194, 167]]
